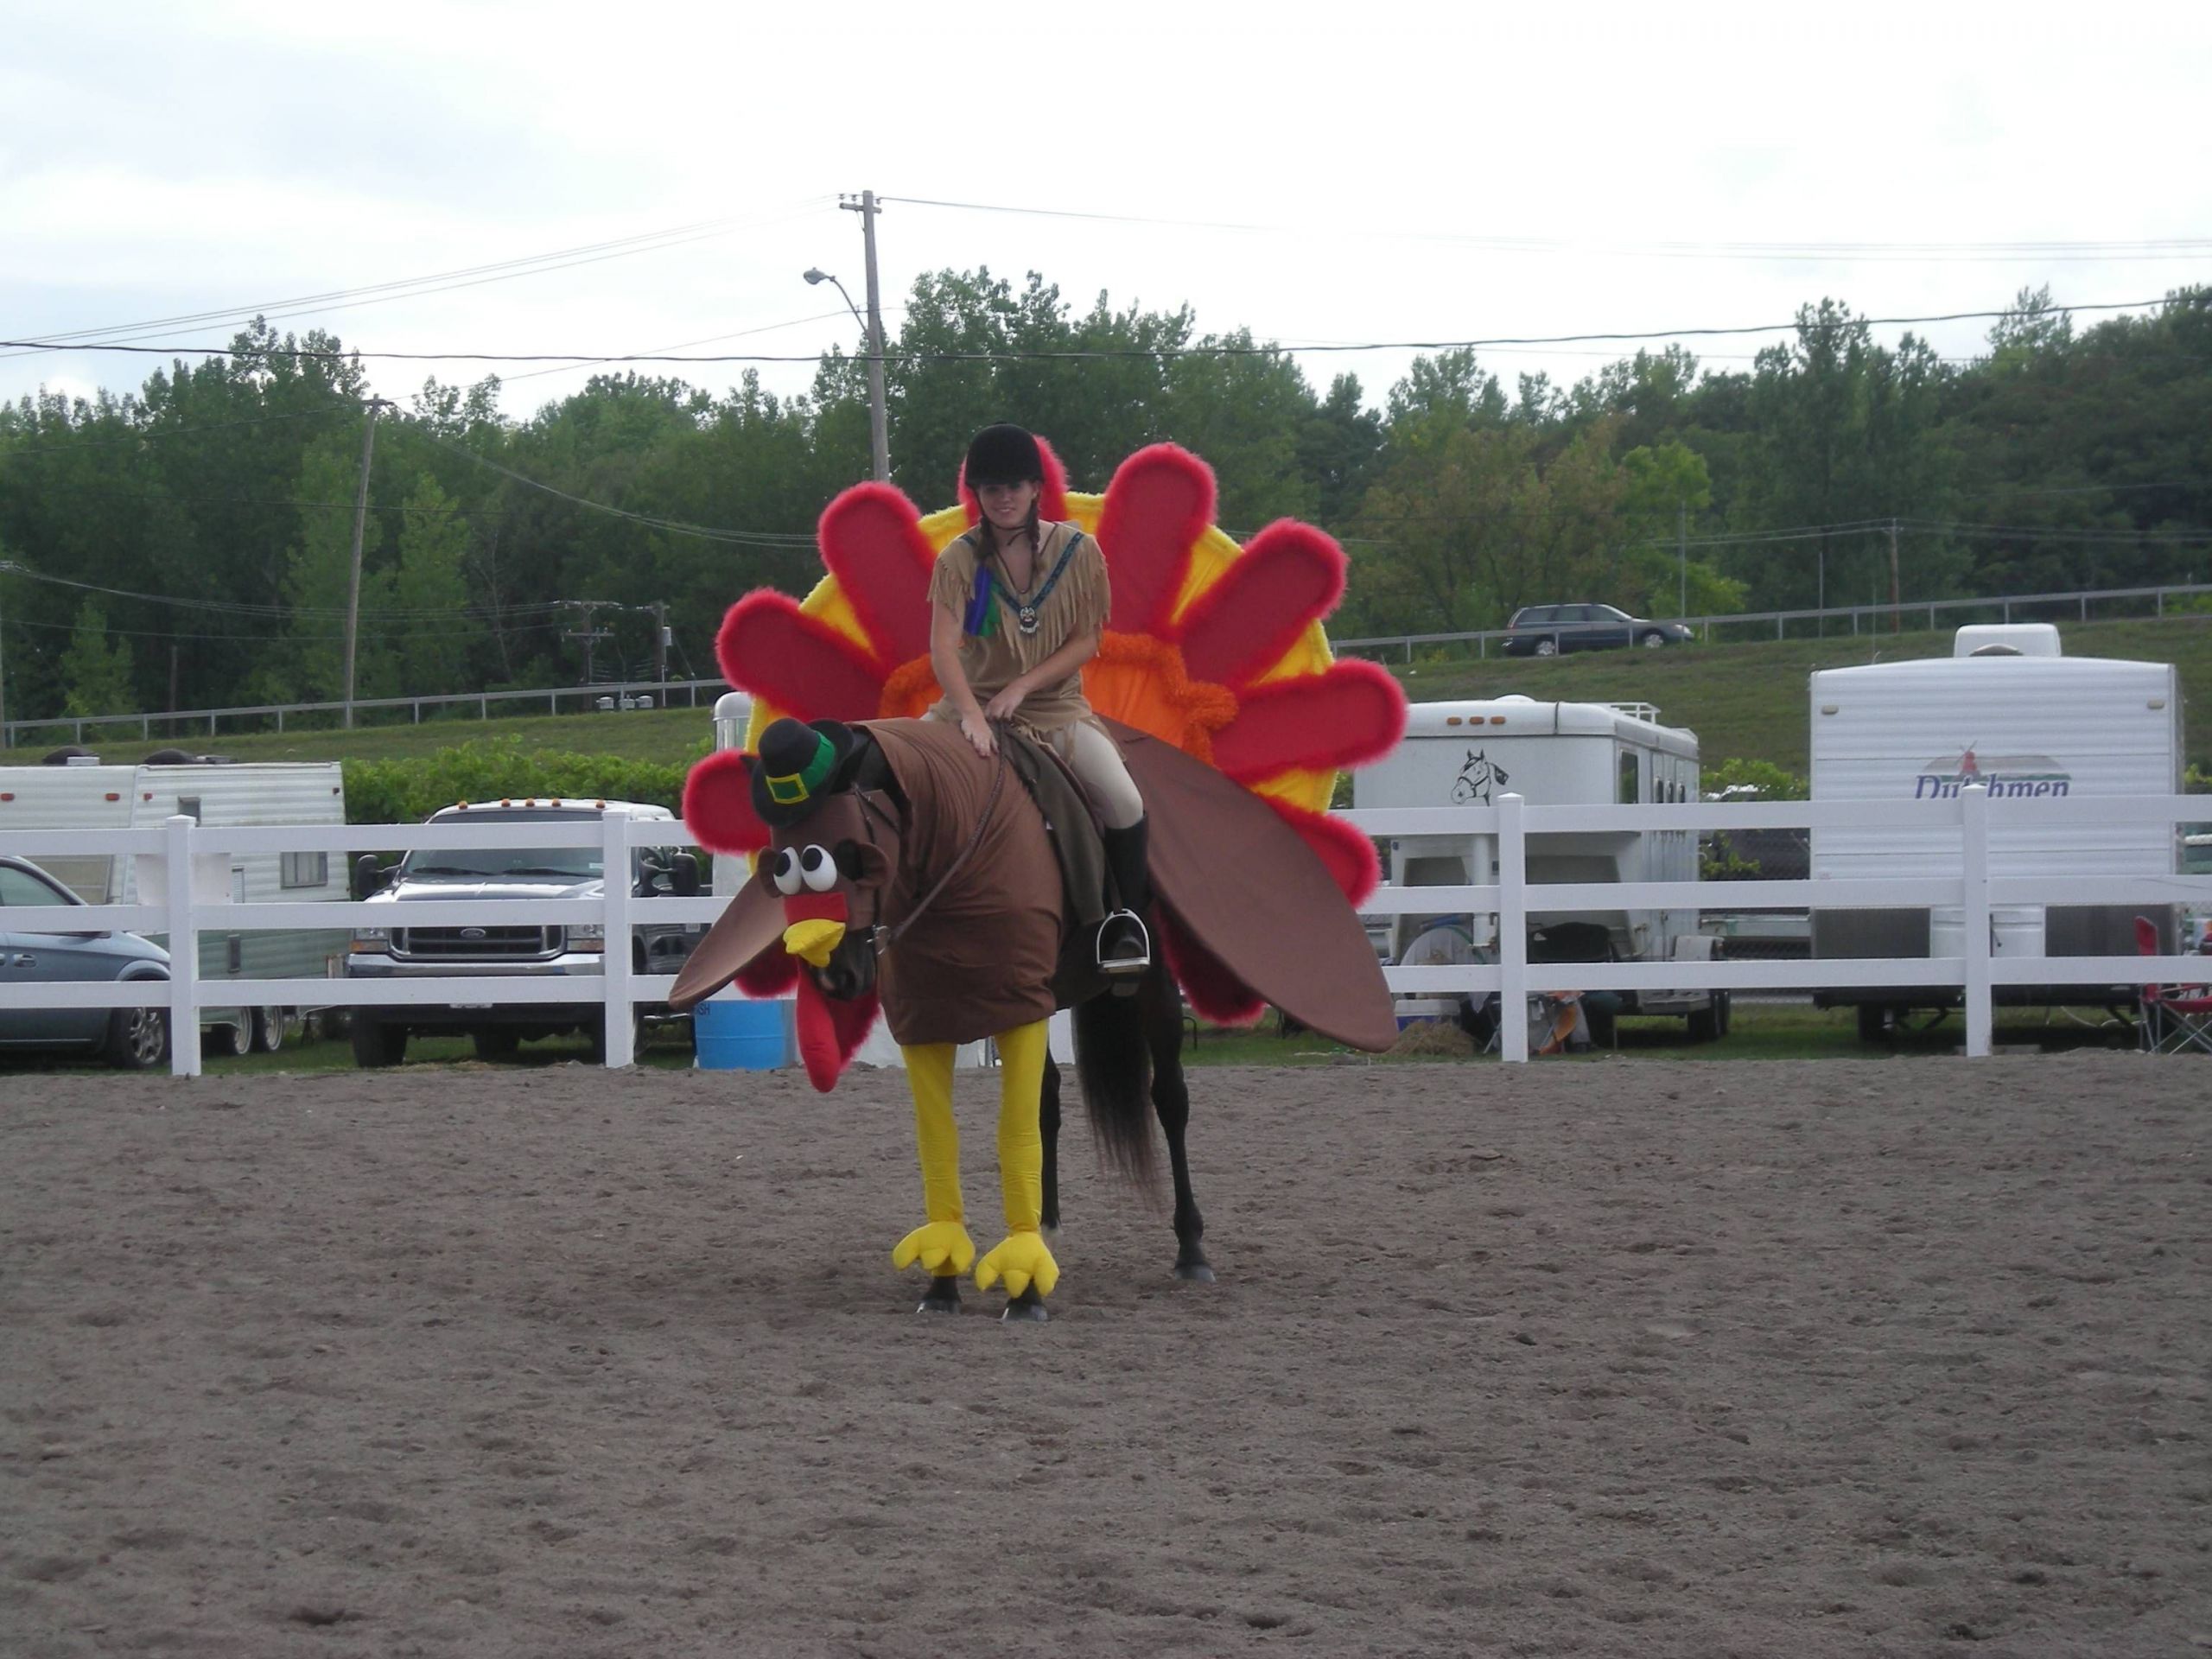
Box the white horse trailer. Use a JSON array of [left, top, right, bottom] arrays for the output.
[[1808, 624, 2183, 1039], [1353, 697, 1725, 1036], [0, 755, 349, 1052]]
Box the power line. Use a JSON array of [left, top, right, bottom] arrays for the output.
[[0, 563, 575, 622], [0, 404, 355, 455], [2, 296, 2181, 367], [4, 612, 518, 644], [884, 196, 2212, 263], [0, 484, 520, 518], [499, 305, 896, 384], [397, 423, 820, 548], [0, 200, 835, 361], [1945, 480, 2205, 500]]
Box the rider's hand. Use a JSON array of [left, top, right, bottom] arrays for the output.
[[983, 683, 1028, 724], [959, 710, 996, 757]]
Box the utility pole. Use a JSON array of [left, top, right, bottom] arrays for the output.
[[1677, 500, 1688, 618], [1888, 518, 1903, 632], [0, 559, 17, 746], [840, 191, 891, 482], [342, 397, 392, 729], [559, 601, 614, 688], [652, 601, 670, 689]]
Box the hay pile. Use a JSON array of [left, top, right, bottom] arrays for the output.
[[1386, 1017, 1475, 1058]]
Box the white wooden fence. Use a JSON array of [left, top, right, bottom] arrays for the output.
[[2, 789, 2208, 1077]]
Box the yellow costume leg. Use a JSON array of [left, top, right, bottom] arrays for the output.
[[975, 1020, 1061, 1301], [890, 1042, 976, 1280]]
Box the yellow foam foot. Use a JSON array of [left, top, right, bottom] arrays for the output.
[[892, 1220, 976, 1278], [976, 1230, 1059, 1300]]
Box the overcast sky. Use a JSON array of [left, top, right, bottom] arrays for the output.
[[5, 0, 2208, 464]]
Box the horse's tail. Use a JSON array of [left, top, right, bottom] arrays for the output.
[[1071, 973, 1159, 1185]]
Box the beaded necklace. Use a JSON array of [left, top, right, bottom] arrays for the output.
[[962, 527, 1084, 639]]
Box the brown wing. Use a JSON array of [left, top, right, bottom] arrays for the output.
[[1109, 721, 1397, 1052], [670, 880, 785, 1012]]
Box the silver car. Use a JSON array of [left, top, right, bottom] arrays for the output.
[[0, 855, 171, 1069]]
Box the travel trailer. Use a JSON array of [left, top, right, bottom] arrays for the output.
[[1808, 624, 2183, 1039], [0, 753, 349, 1052], [1352, 696, 1726, 1037]]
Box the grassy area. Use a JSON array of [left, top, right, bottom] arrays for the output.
[[9, 614, 2209, 779], [0, 702, 720, 769], [1389, 613, 2212, 775]]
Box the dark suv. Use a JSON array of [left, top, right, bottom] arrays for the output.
[[1503, 604, 1694, 657]]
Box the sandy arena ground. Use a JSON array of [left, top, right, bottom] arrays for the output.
[[2, 1054, 2206, 1657]]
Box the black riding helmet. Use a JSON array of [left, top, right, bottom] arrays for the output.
[[964, 423, 1042, 489]]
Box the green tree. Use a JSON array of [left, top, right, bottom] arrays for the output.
[[258, 435, 396, 703], [391, 475, 480, 693], [59, 600, 136, 716], [1350, 420, 1646, 633], [1740, 300, 1954, 613], [1298, 373, 1384, 527]]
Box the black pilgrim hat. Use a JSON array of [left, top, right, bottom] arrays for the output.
[[748, 717, 863, 828]]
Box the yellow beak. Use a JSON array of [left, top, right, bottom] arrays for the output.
[[783, 918, 847, 968]]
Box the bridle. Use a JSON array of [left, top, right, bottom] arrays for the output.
[[855, 728, 1011, 957]]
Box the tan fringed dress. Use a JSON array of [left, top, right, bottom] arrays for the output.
[[925, 521, 1110, 739]]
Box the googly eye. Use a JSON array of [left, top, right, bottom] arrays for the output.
[[770, 848, 803, 896], [799, 844, 838, 893]]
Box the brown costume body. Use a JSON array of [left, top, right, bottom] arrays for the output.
[[864, 720, 1065, 1046]]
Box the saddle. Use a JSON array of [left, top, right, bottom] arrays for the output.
[[995, 728, 1120, 1004]]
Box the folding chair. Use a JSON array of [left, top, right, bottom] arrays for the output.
[[2134, 915, 2212, 1055]]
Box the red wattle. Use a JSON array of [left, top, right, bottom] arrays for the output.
[[792, 972, 879, 1091]]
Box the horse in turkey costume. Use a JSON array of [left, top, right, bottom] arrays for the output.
[[671, 709, 1396, 1317], [672, 439, 1404, 1319]]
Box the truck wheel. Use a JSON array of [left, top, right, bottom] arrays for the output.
[[351, 1017, 408, 1068], [1687, 1001, 1719, 1042], [472, 1030, 521, 1062], [105, 1004, 169, 1071], [1856, 1003, 1893, 1045], [209, 1019, 252, 1058], [1714, 990, 1732, 1037], [250, 1007, 290, 1052]]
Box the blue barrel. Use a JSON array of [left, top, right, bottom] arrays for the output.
[[694, 997, 789, 1071]]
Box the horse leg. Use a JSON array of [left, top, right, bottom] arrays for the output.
[[976, 1019, 1060, 1323], [889, 1042, 976, 1314], [1040, 1052, 1062, 1234], [1142, 965, 1212, 1282]]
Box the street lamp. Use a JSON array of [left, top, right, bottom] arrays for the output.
[[804, 259, 889, 483]]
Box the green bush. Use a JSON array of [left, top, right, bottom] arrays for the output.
[[344, 738, 690, 825], [1704, 757, 1808, 801]]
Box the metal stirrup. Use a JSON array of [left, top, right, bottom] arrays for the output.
[[1098, 908, 1150, 974]]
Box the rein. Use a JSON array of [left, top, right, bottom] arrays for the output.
[[868, 729, 1011, 956]]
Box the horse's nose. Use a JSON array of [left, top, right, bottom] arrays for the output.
[[783, 918, 847, 967]]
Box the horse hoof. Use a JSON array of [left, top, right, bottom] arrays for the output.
[[917, 1276, 963, 1315], [1174, 1260, 1216, 1284], [1001, 1287, 1050, 1324]]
